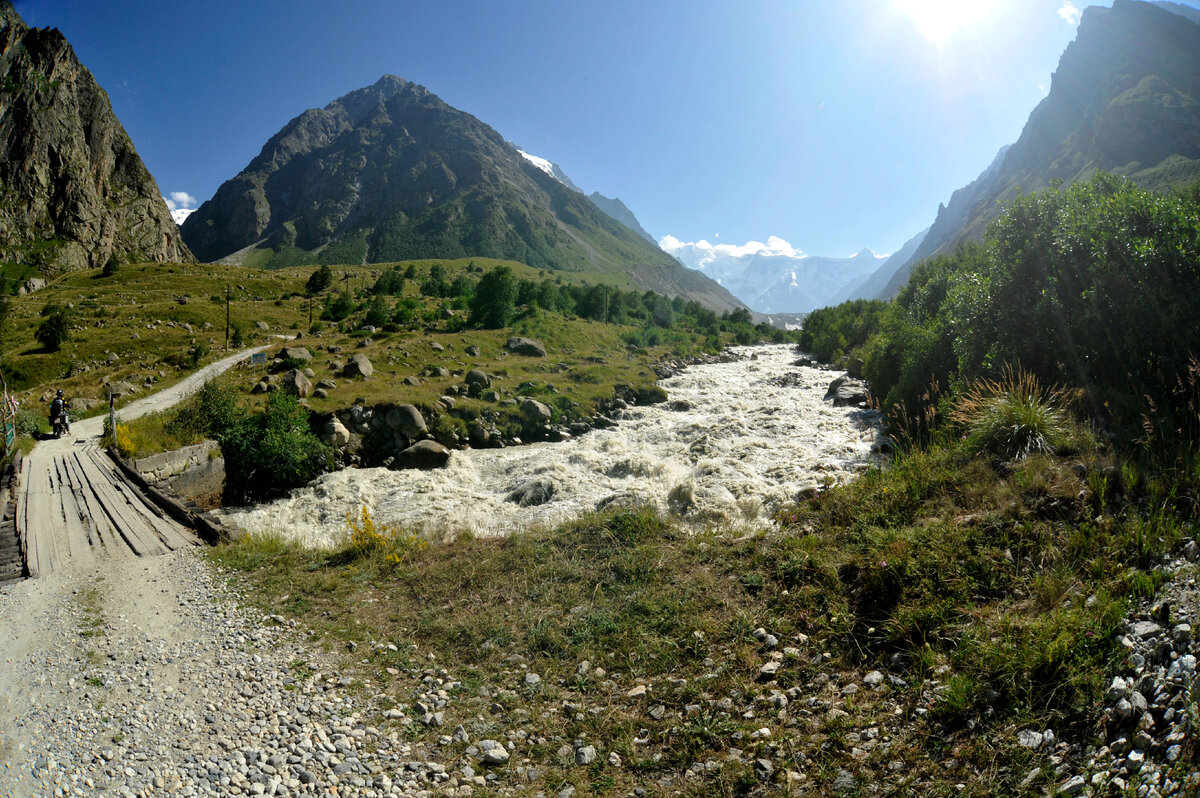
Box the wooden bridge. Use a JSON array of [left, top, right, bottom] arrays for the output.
[[0, 347, 266, 581], [15, 433, 199, 578]]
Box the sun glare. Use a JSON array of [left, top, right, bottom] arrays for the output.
[[894, 0, 1000, 44]]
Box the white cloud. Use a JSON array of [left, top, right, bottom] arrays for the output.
[[1057, 1, 1081, 25], [660, 234, 804, 268], [163, 191, 197, 211]]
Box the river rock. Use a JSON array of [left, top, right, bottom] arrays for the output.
[[520, 398, 553, 425], [824, 375, 870, 407], [507, 337, 546, 357], [281, 369, 312, 398], [386, 404, 427, 438], [393, 440, 451, 469], [343, 353, 373, 378], [322, 417, 351, 447], [507, 479, 556, 507]]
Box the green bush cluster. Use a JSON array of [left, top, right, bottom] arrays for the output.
[[815, 173, 1200, 454]]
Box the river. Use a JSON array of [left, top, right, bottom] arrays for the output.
[[220, 344, 880, 547]]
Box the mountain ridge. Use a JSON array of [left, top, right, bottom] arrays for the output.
[[182, 75, 742, 311]]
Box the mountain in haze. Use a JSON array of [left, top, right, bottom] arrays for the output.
[[586, 193, 657, 245], [879, 0, 1200, 298], [182, 76, 741, 311], [0, 1, 190, 277], [662, 236, 888, 314]]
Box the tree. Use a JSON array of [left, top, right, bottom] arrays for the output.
[[35, 304, 72, 352], [305, 265, 333, 296], [470, 266, 518, 328], [364, 295, 389, 327], [219, 392, 331, 503]]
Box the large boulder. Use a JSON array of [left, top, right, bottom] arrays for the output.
[[281, 369, 313, 398], [506, 337, 546, 357], [824, 375, 870, 408], [321, 417, 351, 447], [280, 346, 313, 362], [385, 404, 427, 438], [519, 397, 553, 425], [343, 353, 374, 378], [465, 369, 490, 388], [507, 479, 557, 507], [393, 440, 451, 470]]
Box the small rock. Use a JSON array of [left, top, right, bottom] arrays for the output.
[[575, 745, 597, 766]]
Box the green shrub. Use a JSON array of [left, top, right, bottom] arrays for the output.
[[219, 392, 331, 504], [950, 366, 1073, 459]]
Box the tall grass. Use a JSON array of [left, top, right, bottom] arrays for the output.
[[951, 366, 1073, 459]]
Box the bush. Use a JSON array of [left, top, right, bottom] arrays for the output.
[[167, 378, 244, 441], [219, 392, 331, 504], [13, 408, 45, 436], [950, 366, 1073, 459], [344, 505, 427, 563]]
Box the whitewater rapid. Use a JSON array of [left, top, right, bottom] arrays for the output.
[[221, 344, 880, 547]]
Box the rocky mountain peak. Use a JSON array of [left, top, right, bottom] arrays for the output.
[[0, 1, 191, 276], [181, 74, 742, 311]]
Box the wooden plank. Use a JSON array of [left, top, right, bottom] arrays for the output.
[[85, 450, 198, 551], [68, 450, 166, 558]]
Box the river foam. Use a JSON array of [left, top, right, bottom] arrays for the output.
[[220, 344, 880, 547]]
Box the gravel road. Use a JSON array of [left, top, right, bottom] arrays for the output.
[[0, 551, 455, 797], [2, 347, 464, 798]]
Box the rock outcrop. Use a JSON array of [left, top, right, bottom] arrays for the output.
[[0, 2, 191, 276]]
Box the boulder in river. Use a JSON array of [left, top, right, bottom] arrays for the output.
[[824, 375, 870, 408], [393, 440, 451, 470], [507, 479, 556, 507]]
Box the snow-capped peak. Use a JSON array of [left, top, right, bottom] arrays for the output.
[[171, 208, 195, 226], [518, 149, 557, 179], [515, 148, 583, 192]]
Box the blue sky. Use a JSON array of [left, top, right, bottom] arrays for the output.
[[15, 0, 1185, 257]]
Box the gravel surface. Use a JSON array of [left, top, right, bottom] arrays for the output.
[[0, 551, 457, 798]]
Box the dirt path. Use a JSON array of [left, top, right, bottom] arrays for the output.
[[15, 347, 267, 578]]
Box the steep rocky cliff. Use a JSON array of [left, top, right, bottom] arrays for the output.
[[182, 75, 742, 311], [0, 1, 191, 279], [879, 0, 1200, 298]]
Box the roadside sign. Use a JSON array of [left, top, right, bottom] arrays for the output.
[[250, 352, 268, 366]]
